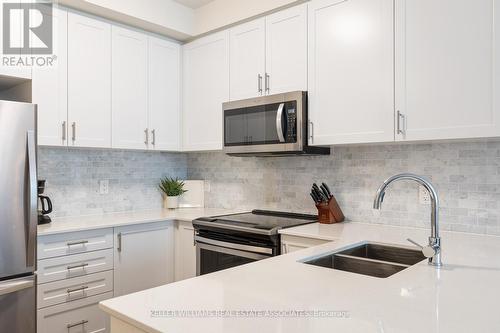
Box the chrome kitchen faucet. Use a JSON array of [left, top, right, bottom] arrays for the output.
[[373, 173, 442, 267]]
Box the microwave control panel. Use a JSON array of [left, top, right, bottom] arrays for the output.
[[286, 106, 297, 142]]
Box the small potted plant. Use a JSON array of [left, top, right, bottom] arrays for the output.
[[159, 177, 187, 209]]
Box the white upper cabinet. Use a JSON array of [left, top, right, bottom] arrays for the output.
[[308, 0, 394, 145], [33, 7, 68, 146], [148, 36, 181, 151], [265, 4, 308, 95], [67, 12, 112, 148], [183, 30, 230, 151], [229, 18, 266, 100], [111, 25, 148, 150], [395, 0, 500, 141]]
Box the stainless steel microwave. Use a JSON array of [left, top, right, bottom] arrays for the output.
[[222, 91, 330, 156]]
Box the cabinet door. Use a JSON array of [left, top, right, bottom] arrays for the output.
[[229, 18, 266, 100], [111, 26, 148, 150], [148, 36, 181, 151], [308, 0, 394, 145], [67, 12, 111, 148], [114, 222, 174, 297], [182, 30, 229, 151], [265, 4, 308, 95], [395, 0, 500, 141], [174, 221, 196, 281], [33, 7, 68, 146]]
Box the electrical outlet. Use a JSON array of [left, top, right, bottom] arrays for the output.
[[419, 186, 430, 204], [99, 180, 109, 195]]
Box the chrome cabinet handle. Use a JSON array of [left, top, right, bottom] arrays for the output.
[[265, 73, 270, 94], [258, 74, 263, 94], [62, 121, 66, 142], [67, 263, 88, 271], [67, 320, 88, 330], [397, 111, 406, 135], [144, 128, 149, 145], [66, 240, 88, 247], [309, 121, 314, 144], [117, 232, 122, 252], [71, 122, 76, 142], [26, 131, 37, 268], [151, 129, 156, 146], [67, 285, 88, 294], [275, 103, 285, 143], [193, 229, 196, 247]]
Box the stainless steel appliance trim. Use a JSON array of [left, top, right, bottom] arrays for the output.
[[195, 235, 273, 255], [26, 130, 37, 268], [67, 320, 89, 329], [0, 276, 34, 297], [276, 103, 285, 143], [196, 242, 270, 276], [193, 219, 276, 235]]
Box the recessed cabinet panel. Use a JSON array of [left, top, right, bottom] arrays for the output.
[[111, 26, 148, 150], [33, 7, 68, 146], [395, 0, 500, 141], [67, 12, 112, 148], [183, 30, 230, 151], [229, 19, 266, 100], [308, 0, 394, 145], [265, 4, 308, 95], [148, 37, 181, 151]]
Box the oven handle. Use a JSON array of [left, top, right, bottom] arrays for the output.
[[197, 242, 270, 262], [276, 103, 285, 143], [195, 235, 273, 255]]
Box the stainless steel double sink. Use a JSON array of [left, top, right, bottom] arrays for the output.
[[303, 242, 426, 278]]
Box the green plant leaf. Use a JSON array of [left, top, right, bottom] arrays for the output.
[[159, 177, 188, 197]]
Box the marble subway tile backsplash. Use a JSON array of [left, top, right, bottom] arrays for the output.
[[187, 140, 500, 236], [38, 147, 187, 217]]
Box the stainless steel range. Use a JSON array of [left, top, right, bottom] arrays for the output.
[[193, 210, 317, 275]]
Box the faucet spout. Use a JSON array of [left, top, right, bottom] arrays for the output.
[[373, 173, 442, 267]]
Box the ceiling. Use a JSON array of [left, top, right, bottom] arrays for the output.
[[173, 0, 215, 9]]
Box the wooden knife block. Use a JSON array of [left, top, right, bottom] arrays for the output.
[[316, 196, 345, 224]]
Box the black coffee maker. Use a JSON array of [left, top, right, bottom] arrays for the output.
[[38, 180, 53, 225]]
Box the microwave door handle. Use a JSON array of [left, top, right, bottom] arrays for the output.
[[276, 103, 285, 143]]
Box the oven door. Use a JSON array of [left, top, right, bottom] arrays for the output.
[[195, 236, 272, 276]]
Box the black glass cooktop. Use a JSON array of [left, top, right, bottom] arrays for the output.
[[194, 210, 317, 235]]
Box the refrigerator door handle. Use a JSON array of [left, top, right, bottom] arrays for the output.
[[26, 130, 37, 268], [0, 277, 34, 297]]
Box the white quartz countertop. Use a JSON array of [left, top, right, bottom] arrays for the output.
[[37, 208, 241, 236], [100, 221, 500, 333]]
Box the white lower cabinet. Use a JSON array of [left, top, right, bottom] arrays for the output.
[[281, 234, 331, 254], [37, 292, 112, 333], [113, 221, 174, 297], [174, 221, 197, 281]]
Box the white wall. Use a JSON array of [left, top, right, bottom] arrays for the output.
[[194, 0, 305, 35]]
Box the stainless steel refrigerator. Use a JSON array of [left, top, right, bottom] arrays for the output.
[[0, 100, 38, 332]]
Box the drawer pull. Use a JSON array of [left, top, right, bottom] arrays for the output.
[[67, 319, 88, 329], [67, 285, 88, 295], [66, 263, 89, 271], [66, 240, 89, 247]]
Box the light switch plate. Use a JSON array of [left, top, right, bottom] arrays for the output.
[[99, 180, 109, 195]]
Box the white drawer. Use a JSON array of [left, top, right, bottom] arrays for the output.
[[37, 292, 112, 333], [38, 270, 113, 309], [38, 228, 113, 259], [38, 249, 114, 284]]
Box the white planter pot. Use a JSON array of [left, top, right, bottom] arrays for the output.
[[164, 196, 179, 209]]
